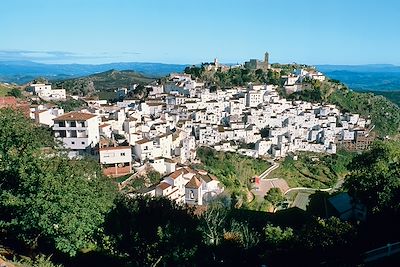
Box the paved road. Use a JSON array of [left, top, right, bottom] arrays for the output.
[[259, 162, 279, 179]]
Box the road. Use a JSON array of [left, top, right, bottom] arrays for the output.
[[258, 162, 279, 179]]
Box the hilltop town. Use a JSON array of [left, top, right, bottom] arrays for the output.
[[0, 52, 377, 208]]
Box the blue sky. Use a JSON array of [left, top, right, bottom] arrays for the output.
[[1, 0, 399, 65]]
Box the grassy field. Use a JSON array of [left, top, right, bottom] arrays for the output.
[[268, 150, 355, 189], [0, 84, 13, 96]]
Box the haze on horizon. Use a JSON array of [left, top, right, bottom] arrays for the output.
[[1, 0, 399, 65]]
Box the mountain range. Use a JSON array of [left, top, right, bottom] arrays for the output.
[[317, 64, 400, 91], [1, 61, 400, 94], [0, 60, 187, 84]]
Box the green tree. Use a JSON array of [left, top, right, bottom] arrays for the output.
[[199, 202, 228, 246], [104, 195, 200, 266], [147, 170, 161, 184], [344, 140, 400, 213], [263, 224, 294, 247], [298, 217, 355, 251], [0, 109, 116, 256], [264, 188, 285, 209], [7, 88, 22, 98]]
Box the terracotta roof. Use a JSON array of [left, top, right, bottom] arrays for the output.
[[0, 96, 17, 106], [186, 176, 201, 189], [157, 182, 171, 190], [54, 112, 96, 121], [99, 123, 111, 128], [169, 170, 183, 179]]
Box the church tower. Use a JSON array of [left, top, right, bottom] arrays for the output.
[[264, 52, 269, 65]]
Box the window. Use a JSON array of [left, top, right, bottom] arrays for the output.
[[70, 121, 76, 127], [121, 152, 126, 156], [58, 130, 66, 137], [81, 142, 85, 145], [79, 121, 85, 127], [71, 141, 75, 144], [59, 121, 66, 127], [189, 190, 195, 199]]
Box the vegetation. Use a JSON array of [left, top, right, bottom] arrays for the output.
[[344, 140, 400, 214], [53, 70, 154, 98], [104, 195, 200, 266], [362, 90, 400, 107], [56, 98, 87, 112], [2, 110, 400, 266], [184, 65, 283, 87], [0, 109, 116, 257], [196, 147, 270, 198], [269, 150, 355, 188], [0, 83, 19, 97], [264, 188, 285, 210]]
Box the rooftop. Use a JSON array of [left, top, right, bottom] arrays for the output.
[[54, 112, 97, 121]]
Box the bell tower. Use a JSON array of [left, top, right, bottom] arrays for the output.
[[264, 52, 269, 65]]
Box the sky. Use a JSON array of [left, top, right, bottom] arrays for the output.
[[1, 0, 399, 65]]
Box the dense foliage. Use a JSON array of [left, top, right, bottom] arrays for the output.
[[104, 196, 200, 266], [344, 140, 400, 213], [0, 109, 116, 256], [184, 65, 282, 87], [56, 98, 87, 112]]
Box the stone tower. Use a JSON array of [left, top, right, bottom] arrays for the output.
[[264, 52, 269, 65]]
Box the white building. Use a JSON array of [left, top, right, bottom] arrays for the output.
[[29, 83, 66, 100], [53, 112, 100, 156], [34, 107, 64, 126], [99, 146, 132, 177]]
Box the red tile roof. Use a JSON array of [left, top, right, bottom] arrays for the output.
[[186, 176, 201, 189], [158, 182, 171, 190], [169, 170, 183, 179], [54, 112, 97, 121]]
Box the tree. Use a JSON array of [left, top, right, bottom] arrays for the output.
[[264, 188, 285, 210], [298, 217, 355, 251], [344, 140, 400, 213], [0, 109, 116, 256], [199, 202, 227, 246], [104, 195, 201, 266], [7, 88, 22, 98], [263, 224, 294, 247], [147, 170, 161, 184]]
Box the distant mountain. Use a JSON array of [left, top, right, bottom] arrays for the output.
[[0, 60, 187, 84], [317, 64, 400, 73], [316, 64, 400, 92], [53, 69, 155, 98]]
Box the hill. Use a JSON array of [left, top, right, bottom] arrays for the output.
[[362, 90, 400, 106], [52, 69, 155, 98], [0, 60, 187, 84], [317, 64, 400, 92]]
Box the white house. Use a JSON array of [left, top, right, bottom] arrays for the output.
[[29, 83, 66, 100], [53, 112, 99, 156], [34, 107, 64, 126], [99, 146, 132, 177]]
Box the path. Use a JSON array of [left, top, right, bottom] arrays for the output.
[[259, 162, 279, 179]]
